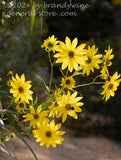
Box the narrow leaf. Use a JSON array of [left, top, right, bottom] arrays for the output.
[[16, 133, 38, 160], [0, 91, 8, 94], [33, 95, 38, 111], [0, 118, 5, 129], [35, 75, 49, 93], [0, 101, 3, 116], [31, 4, 35, 33], [7, 114, 25, 133], [0, 145, 18, 160], [0, 101, 2, 109], [42, 103, 50, 111]]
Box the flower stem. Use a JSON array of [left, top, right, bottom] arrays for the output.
[[48, 51, 53, 95], [0, 127, 15, 139], [75, 81, 104, 88], [0, 120, 24, 139]]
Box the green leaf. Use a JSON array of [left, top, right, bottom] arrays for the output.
[[0, 101, 2, 109], [10, 97, 16, 108], [0, 118, 5, 130], [0, 145, 18, 160], [42, 103, 50, 111], [31, 4, 35, 33], [0, 91, 8, 94], [7, 114, 24, 133], [0, 101, 3, 117], [33, 95, 38, 111], [16, 133, 38, 160], [35, 75, 49, 93]]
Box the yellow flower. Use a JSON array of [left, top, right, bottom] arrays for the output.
[[33, 120, 65, 148], [7, 79, 12, 86], [49, 89, 63, 118], [61, 76, 75, 89], [10, 133, 16, 138], [9, 74, 33, 103], [101, 72, 121, 101], [7, 70, 13, 76], [1, 136, 10, 142], [54, 36, 87, 72], [56, 91, 83, 123], [79, 45, 102, 76], [49, 101, 59, 118], [101, 46, 114, 79], [16, 101, 26, 111], [41, 35, 58, 53], [23, 105, 49, 128]]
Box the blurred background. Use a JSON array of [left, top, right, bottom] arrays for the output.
[[0, 0, 121, 141]]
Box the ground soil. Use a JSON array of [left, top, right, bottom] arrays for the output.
[[0, 127, 121, 160]]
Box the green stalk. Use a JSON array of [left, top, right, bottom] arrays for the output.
[[48, 51, 53, 95], [38, 0, 43, 30], [74, 81, 104, 88]]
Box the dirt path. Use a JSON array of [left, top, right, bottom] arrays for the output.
[[0, 129, 121, 160]]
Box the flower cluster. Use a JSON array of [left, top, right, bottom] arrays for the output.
[[43, 35, 121, 102], [1, 35, 121, 150]]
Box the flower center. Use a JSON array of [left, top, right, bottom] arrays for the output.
[[86, 57, 92, 64], [34, 114, 39, 119], [54, 101, 58, 107], [48, 42, 53, 48], [18, 87, 24, 93], [19, 103, 24, 108], [105, 58, 110, 66], [65, 104, 74, 111], [68, 51, 74, 58], [108, 83, 113, 90], [71, 106, 74, 110], [46, 131, 52, 138], [66, 79, 71, 85]]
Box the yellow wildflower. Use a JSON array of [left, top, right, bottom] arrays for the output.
[[23, 105, 49, 128], [33, 120, 65, 148], [101, 72, 121, 101], [101, 46, 114, 79], [54, 36, 87, 72], [49, 89, 62, 118], [1, 136, 10, 142], [41, 35, 58, 53], [61, 76, 76, 89], [56, 91, 83, 123], [49, 101, 59, 118], [79, 45, 102, 76], [9, 74, 33, 103], [16, 101, 26, 111], [7, 79, 12, 86], [7, 70, 13, 76], [10, 133, 16, 138]]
